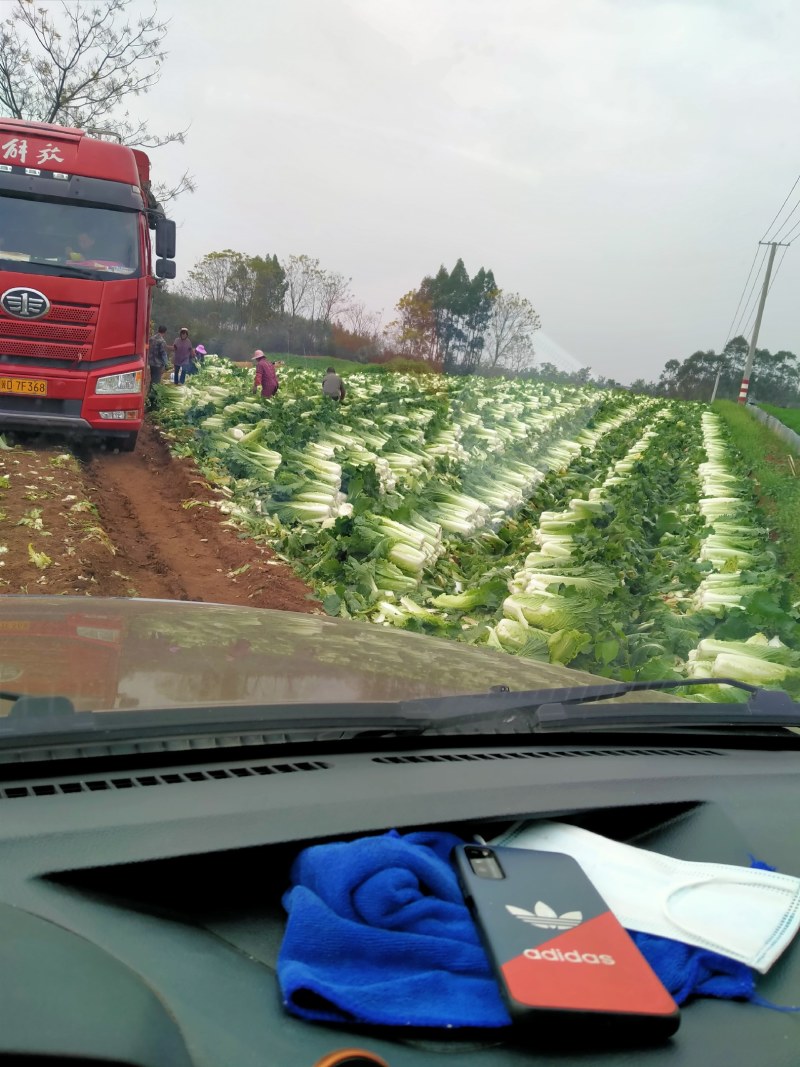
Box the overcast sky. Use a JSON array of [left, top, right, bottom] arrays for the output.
[[136, 0, 800, 383]]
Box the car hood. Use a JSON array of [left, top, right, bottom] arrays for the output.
[[0, 596, 632, 713]]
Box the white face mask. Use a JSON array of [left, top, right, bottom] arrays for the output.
[[491, 821, 800, 974]]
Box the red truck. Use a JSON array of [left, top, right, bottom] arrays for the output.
[[0, 118, 176, 452], [0, 611, 123, 712]]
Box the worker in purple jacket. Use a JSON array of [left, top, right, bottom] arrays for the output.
[[252, 350, 279, 398], [172, 327, 195, 385]]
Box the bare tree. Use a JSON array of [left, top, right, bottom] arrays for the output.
[[503, 345, 538, 375], [340, 299, 381, 339], [152, 171, 194, 205], [283, 255, 321, 320], [484, 291, 541, 370], [0, 0, 193, 201], [315, 270, 352, 324], [388, 286, 438, 363], [183, 250, 241, 308]]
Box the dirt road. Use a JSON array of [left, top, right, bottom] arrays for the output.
[[0, 420, 319, 612]]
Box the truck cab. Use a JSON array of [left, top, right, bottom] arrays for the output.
[[0, 119, 176, 452]]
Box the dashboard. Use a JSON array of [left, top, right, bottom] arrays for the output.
[[0, 736, 797, 1065]]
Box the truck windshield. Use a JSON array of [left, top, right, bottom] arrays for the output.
[[0, 194, 140, 278]]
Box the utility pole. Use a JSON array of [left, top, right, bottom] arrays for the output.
[[738, 241, 785, 404], [710, 359, 723, 403]]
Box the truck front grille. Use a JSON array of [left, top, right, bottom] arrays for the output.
[[0, 339, 88, 361], [0, 301, 97, 362], [43, 303, 96, 324], [0, 319, 92, 344]]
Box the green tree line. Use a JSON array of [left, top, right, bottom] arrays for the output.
[[507, 339, 800, 403], [387, 258, 541, 374], [153, 251, 543, 373], [152, 250, 375, 362], [157, 247, 800, 403], [630, 337, 800, 405]]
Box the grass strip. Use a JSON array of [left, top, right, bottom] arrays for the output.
[[759, 402, 800, 435], [713, 400, 800, 599]]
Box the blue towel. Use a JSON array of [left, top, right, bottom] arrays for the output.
[[278, 830, 762, 1029], [279, 830, 509, 1028], [631, 932, 754, 1004]]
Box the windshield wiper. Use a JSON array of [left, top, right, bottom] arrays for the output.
[[0, 260, 97, 279], [381, 678, 800, 735], [399, 677, 758, 715], [53, 266, 101, 280], [0, 679, 798, 748], [508, 687, 800, 733]]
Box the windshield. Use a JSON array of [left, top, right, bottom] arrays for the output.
[[0, 1, 798, 730], [0, 194, 140, 278], [2, 13, 800, 1067]]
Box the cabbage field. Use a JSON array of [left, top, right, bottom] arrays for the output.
[[155, 358, 800, 698]]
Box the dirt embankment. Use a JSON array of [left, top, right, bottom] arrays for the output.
[[0, 420, 319, 612], [0, 445, 132, 597]]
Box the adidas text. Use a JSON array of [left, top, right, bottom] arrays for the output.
[[523, 948, 615, 965]]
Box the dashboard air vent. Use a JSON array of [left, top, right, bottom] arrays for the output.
[[373, 748, 722, 765], [0, 759, 329, 800]]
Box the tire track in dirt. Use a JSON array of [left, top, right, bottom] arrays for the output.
[[82, 420, 319, 612]]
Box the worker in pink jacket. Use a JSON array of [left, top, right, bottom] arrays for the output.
[[251, 350, 279, 398], [172, 327, 194, 385]]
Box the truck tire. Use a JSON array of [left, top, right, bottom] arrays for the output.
[[110, 433, 138, 453]]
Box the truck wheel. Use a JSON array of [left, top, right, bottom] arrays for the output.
[[111, 433, 138, 453]]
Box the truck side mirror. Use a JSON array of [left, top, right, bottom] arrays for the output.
[[155, 217, 176, 259], [155, 259, 177, 280]]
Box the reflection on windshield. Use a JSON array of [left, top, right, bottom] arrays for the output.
[[0, 195, 139, 276], [0, 613, 123, 712], [0, 599, 604, 715]]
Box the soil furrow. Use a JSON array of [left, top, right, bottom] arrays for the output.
[[81, 420, 319, 612]]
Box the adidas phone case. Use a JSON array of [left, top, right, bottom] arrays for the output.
[[453, 843, 680, 1041]]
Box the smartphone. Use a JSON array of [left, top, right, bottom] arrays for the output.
[[453, 843, 680, 1041]]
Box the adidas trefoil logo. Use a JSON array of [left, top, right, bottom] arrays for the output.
[[506, 901, 583, 930]]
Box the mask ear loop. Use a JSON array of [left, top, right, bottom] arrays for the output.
[[662, 875, 796, 964], [656, 878, 800, 1014]]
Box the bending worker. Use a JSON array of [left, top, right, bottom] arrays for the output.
[[252, 350, 279, 398], [322, 366, 346, 402]]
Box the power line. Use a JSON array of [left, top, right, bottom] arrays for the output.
[[740, 243, 787, 340], [740, 302, 758, 345], [732, 242, 769, 341], [711, 239, 781, 403], [721, 244, 760, 347], [767, 244, 789, 293], [738, 240, 780, 403], [778, 212, 800, 245], [762, 173, 800, 241], [769, 196, 800, 243], [717, 176, 798, 373], [740, 258, 769, 339]]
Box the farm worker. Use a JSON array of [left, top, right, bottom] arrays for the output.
[[252, 350, 279, 398], [146, 325, 169, 402], [188, 343, 206, 376], [322, 366, 346, 402], [172, 327, 194, 385]]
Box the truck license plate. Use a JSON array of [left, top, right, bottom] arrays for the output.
[[0, 377, 47, 396]]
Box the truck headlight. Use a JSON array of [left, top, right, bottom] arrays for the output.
[[95, 371, 143, 395]]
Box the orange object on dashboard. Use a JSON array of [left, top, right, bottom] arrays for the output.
[[312, 1050, 390, 1067]]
